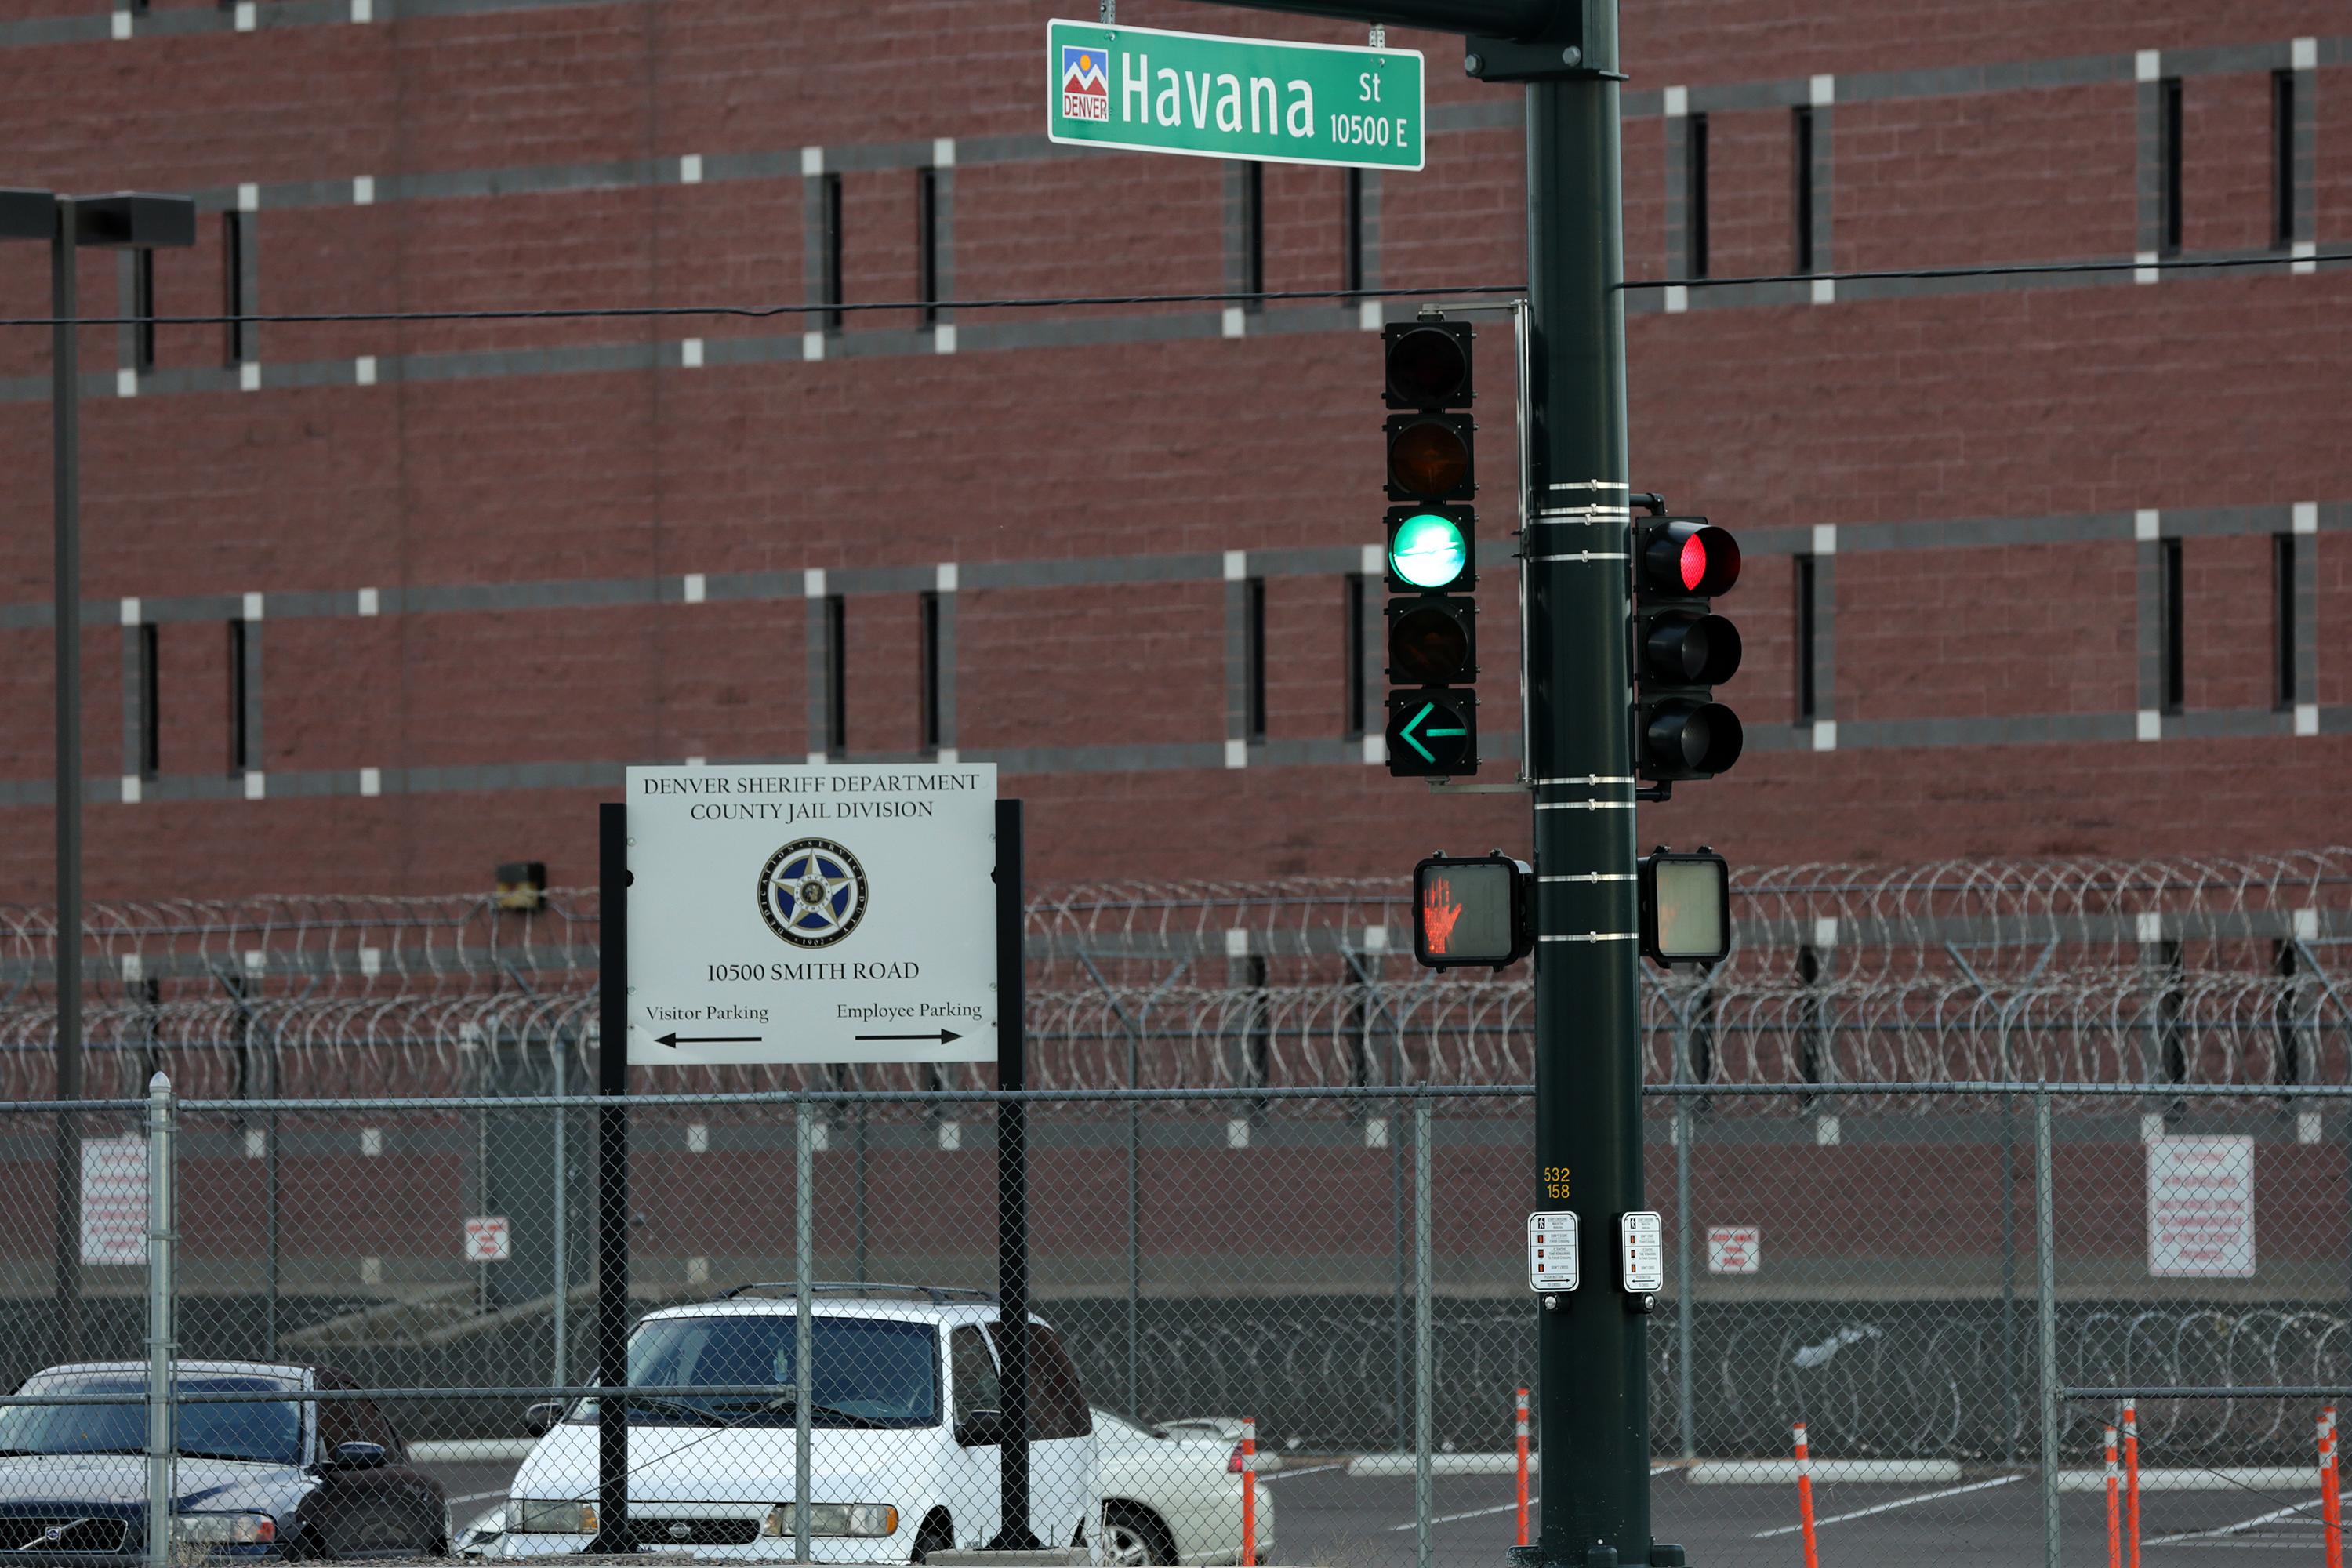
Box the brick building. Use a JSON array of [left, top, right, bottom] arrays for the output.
[[0, 0, 2345, 902]]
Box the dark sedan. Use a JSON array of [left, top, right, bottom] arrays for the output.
[[0, 1360, 449, 1560]]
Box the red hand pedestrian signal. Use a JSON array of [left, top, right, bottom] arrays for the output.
[[1421, 881, 1465, 954]]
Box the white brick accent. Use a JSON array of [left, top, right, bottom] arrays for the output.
[[240, 361, 262, 392], [2136, 910, 2165, 943], [2135, 508, 2161, 540], [802, 330, 825, 362], [119, 775, 140, 805], [355, 587, 379, 616], [351, 176, 375, 205], [1361, 732, 1385, 765], [1662, 85, 1688, 118], [932, 137, 956, 169], [115, 368, 137, 399], [936, 746, 959, 764], [800, 146, 825, 177], [1811, 523, 1838, 554], [1221, 306, 1247, 338], [2134, 250, 2159, 285], [238, 183, 260, 212], [2292, 239, 2317, 276], [2140, 1113, 2165, 1143], [1812, 720, 1838, 751], [681, 572, 706, 604], [1810, 277, 1836, 306], [120, 597, 141, 626], [1361, 925, 1389, 953], [1809, 74, 1835, 107], [2296, 704, 2320, 736], [935, 562, 959, 593], [233, 2, 255, 30], [1813, 916, 1840, 947], [1224, 738, 1247, 769], [677, 154, 703, 184], [243, 771, 266, 800], [2136, 49, 2161, 82], [242, 591, 264, 621], [2296, 908, 2321, 940], [680, 337, 703, 368], [1664, 285, 1689, 314], [360, 1129, 383, 1157], [1815, 1116, 1841, 1146], [354, 355, 377, 386], [358, 767, 382, 797], [2292, 502, 2318, 535], [937, 1121, 961, 1152], [358, 946, 381, 977], [804, 568, 827, 597], [350, 0, 371, 21], [2301, 1111, 2325, 1145], [1225, 549, 1248, 581], [686, 1124, 710, 1154], [1225, 1118, 1251, 1149], [111, 9, 132, 38], [2292, 37, 2318, 71], [2136, 709, 2161, 742], [933, 324, 957, 354], [1358, 299, 1383, 331], [1225, 928, 1250, 957], [1360, 543, 1384, 575]]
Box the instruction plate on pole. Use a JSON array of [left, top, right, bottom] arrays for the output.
[[626, 764, 998, 1066], [1620, 1210, 1663, 1293], [1526, 1211, 1579, 1291]]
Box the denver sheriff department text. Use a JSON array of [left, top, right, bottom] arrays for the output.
[[640, 768, 984, 821]]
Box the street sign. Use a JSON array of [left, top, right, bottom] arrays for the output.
[[2147, 1136, 2256, 1278], [625, 764, 998, 1066], [1526, 1210, 1578, 1291], [1706, 1225, 1760, 1274], [464, 1216, 511, 1263], [1048, 20, 1425, 172], [79, 1137, 144, 1266], [1619, 1210, 1663, 1294]]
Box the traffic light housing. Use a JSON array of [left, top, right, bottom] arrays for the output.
[[1633, 516, 1744, 782], [1413, 851, 1533, 970], [1383, 319, 1479, 777]]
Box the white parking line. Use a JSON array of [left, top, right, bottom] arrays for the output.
[[2147, 1499, 2319, 1546], [1383, 1465, 1679, 1531], [1258, 1463, 1346, 1483], [1751, 1473, 2021, 1538]]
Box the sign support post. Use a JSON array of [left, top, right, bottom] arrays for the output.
[[589, 800, 633, 1554], [989, 798, 1041, 1549]]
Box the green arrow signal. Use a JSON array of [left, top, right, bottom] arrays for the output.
[[1398, 702, 1466, 764]]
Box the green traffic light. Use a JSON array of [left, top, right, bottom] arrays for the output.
[[1388, 512, 1468, 589]]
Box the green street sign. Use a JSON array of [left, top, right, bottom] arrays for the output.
[[1048, 20, 1425, 172]]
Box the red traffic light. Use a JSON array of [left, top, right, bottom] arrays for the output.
[[1641, 520, 1740, 597]]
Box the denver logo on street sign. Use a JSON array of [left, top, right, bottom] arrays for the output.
[[1048, 20, 1425, 172]]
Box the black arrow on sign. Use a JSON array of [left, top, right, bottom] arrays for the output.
[[854, 1029, 964, 1045], [652, 1033, 762, 1049]]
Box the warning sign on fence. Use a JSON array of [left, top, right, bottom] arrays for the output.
[[1706, 1225, 1760, 1274], [464, 1216, 512, 1262], [80, 1138, 145, 1265], [2147, 1136, 2256, 1278]]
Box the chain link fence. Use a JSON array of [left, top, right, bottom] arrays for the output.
[[2, 1079, 2350, 1566]]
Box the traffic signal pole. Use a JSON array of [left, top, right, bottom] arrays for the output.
[[1171, 1, 1649, 1558], [1517, 4, 1654, 1564]]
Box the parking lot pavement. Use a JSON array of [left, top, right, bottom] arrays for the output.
[[417, 1453, 2338, 1564]]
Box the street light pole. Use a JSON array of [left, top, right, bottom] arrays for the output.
[[15, 191, 198, 1363]]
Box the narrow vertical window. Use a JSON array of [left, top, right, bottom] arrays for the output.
[[2274, 533, 2297, 708], [1794, 554, 1818, 722], [1686, 113, 1711, 279], [227, 620, 249, 774], [1791, 107, 1816, 274], [1243, 162, 1265, 303], [2159, 77, 2183, 255], [821, 172, 845, 332], [2155, 939, 2187, 1085], [2159, 537, 2185, 713], [2274, 939, 2301, 1087], [918, 590, 942, 753], [1343, 169, 1365, 293], [2273, 71, 2296, 248], [222, 212, 246, 366], [131, 249, 156, 372], [137, 624, 160, 780], [1244, 577, 1268, 741], [1343, 574, 1367, 738], [916, 167, 940, 327], [824, 593, 848, 752]]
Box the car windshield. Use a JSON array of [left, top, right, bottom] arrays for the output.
[[0, 1376, 302, 1464], [574, 1315, 938, 1428]]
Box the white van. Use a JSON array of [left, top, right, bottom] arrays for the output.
[[497, 1285, 1099, 1563]]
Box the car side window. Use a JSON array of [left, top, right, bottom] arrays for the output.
[[350, 1397, 403, 1461], [986, 1322, 1094, 1440], [951, 1326, 1002, 1415]]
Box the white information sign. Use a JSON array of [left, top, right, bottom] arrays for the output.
[[1620, 1210, 1664, 1294], [80, 1137, 146, 1265], [1706, 1225, 1760, 1275], [1526, 1211, 1579, 1291], [626, 764, 998, 1066], [2147, 1136, 2256, 1279], [463, 1216, 512, 1263]]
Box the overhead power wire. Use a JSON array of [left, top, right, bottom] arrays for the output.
[[0, 249, 2336, 331]]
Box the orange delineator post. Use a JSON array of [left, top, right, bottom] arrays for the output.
[[2123, 1403, 2141, 1568], [1515, 1388, 1532, 1548], [1240, 1416, 1257, 1568], [2321, 1407, 2342, 1568], [2103, 1425, 2121, 1568], [1792, 1421, 1820, 1568]]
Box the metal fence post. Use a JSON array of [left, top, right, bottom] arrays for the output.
[[2036, 1089, 2059, 1568], [550, 1040, 568, 1394], [144, 1071, 176, 1568], [1674, 1009, 1697, 1461], [794, 1098, 815, 1566], [1414, 1097, 1432, 1568]]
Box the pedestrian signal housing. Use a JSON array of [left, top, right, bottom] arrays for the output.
[[1413, 851, 1532, 971], [1639, 846, 1732, 968]]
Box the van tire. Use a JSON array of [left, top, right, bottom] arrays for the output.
[[912, 1512, 955, 1563]]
